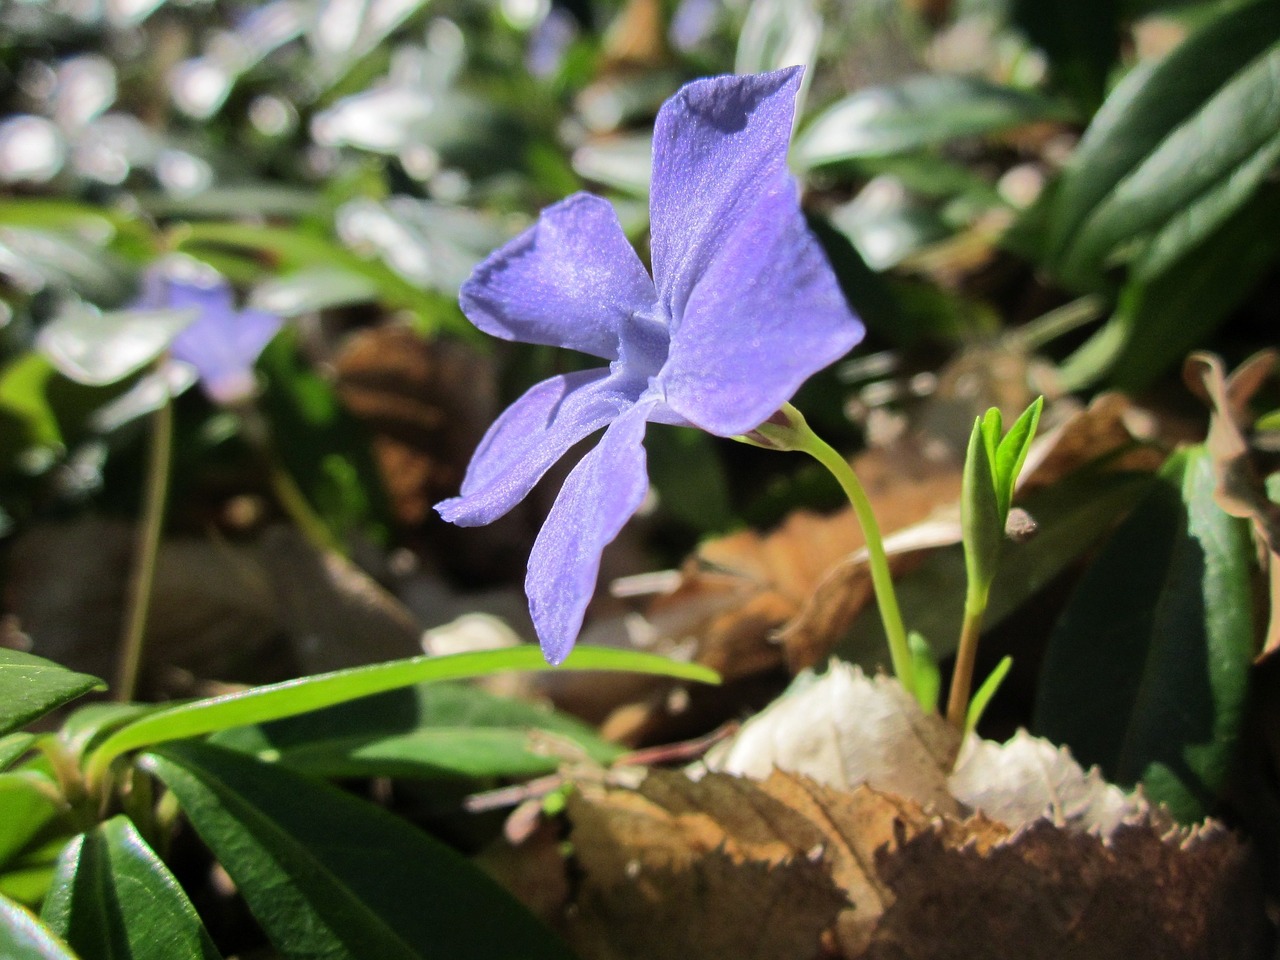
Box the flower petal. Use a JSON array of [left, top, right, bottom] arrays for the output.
[[170, 307, 283, 405], [649, 66, 802, 322], [436, 367, 638, 527], [525, 401, 651, 664], [659, 186, 863, 435], [460, 193, 655, 360]]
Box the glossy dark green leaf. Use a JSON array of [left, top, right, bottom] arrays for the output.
[[1033, 447, 1254, 821], [211, 680, 621, 780], [1060, 182, 1280, 390], [145, 742, 574, 960], [795, 75, 1067, 168], [88, 646, 715, 780], [42, 817, 221, 960], [0, 894, 77, 960], [0, 650, 104, 737], [1038, 0, 1280, 289]]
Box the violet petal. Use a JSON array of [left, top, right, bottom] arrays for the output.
[[659, 186, 863, 435], [170, 303, 283, 405], [436, 367, 638, 527], [525, 400, 651, 664], [460, 193, 655, 360], [649, 66, 802, 323]]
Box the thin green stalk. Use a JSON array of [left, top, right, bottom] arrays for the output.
[[946, 593, 987, 728], [790, 414, 914, 693], [236, 402, 342, 556], [115, 385, 174, 703]]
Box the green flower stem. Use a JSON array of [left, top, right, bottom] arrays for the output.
[[236, 402, 343, 557], [114, 380, 174, 704], [946, 588, 989, 728], [752, 404, 914, 693]]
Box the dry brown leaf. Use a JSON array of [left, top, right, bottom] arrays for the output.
[[564, 767, 1265, 960], [566, 770, 957, 960], [868, 818, 1265, 960], [705, 662, 962, 815], [334, 327, 498, 527], [1184, 350, 1280, 657]]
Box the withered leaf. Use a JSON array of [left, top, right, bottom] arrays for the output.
[[705, 662, 962, 815], [334, 327, 498, 526], [565, 767, 1264, 960], [948, 729, 1148, 835], [1183, 350, 1280, 657]]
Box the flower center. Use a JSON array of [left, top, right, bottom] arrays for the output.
[[613, 304, 670, 387]]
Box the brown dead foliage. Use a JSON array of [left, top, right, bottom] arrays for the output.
[[562, 770, 1266, 960], [1184, 350, 1280, 657]]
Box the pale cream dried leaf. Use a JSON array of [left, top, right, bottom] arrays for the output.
[[704, 661, 961, 815], [947, 728, 1149, 835]]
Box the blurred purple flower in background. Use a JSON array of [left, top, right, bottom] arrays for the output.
[[526, 7, 579, 80], [437, 67, 863, 664], [145, 268, 283, 406]]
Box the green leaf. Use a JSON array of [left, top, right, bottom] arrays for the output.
[[965, 656, 1012, 733], [0, 894, 77, 960], [735, 0, 821, 82], [795, 75, 1067, 168], [907, 632, 941, 713], [0, 735, 35, 772], [42, 817, 221, 960], [1033, 446, 1255, 822], [88, 647, 716, 779], [144, 742, 574, 960], [992, 397, 1044, 517], [0, 650, 104, 737], [1037, 0, 1280, 288], [211, 681, 622, 780], [961, 414, 1003, 598], [1060, 182, 1280, 390], [37, 301, 194, 387]]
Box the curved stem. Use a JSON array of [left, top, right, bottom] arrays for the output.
[[946, 595, 987, 728], [237, 402, 343, 557], [115, 382, 174, 703], [787, 408, 915, 693]]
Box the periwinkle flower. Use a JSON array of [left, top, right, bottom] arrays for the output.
[[146, 269, 284, 406], [437, 67, 863, 663]]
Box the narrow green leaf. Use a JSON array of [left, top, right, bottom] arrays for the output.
[[965, 656, 1013, 734], [795, 75, 1068, 168], [0, 894, 77, 960], [145, 742, 574, 960], [89, 647, 716, 777], [212, 681, 621, 780], [0, 734, 35, 772], [1033, 447, 1254, 821], [0, 650, 104, 737], [993, 397, 1044, 516], [1061, 183, 1280, 390], [1039, 0, 1280, 287], [907, 632, 941, 713], [1062, 39, 1280, 283], [42, 817, 221, 960], [961, 415, 1003, 596]]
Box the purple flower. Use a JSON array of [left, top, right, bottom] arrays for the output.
[[437, 68, 863, 664], [145, 270, 283, 406]]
